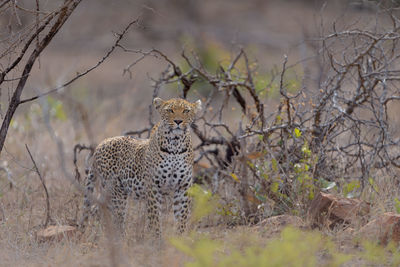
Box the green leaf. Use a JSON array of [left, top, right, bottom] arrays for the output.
[[304, 164, 309, 171], [395, 198, 400, 214], [276, 114, 282, 123], [47, 96, 67, 121], [247, 161, 255, 169], [271, 182, 279, 193], [271, 158, 278, 172], [343, 180, 360, 198], [294, 128, 302, 138], [230, 173, 240, 182], [308, 190, 314, 200]]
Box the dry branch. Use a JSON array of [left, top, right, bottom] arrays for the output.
[[0, 0, 82, 155], [19, 18, 139, 105], [0, 1, 138, 158], [73, 144, 95, 183], [25, 144, 51, 227]]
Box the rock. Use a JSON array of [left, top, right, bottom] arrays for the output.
[[36, 225, 77, 242], [308, 192, 370, 228], [358, 212, 400, 245]]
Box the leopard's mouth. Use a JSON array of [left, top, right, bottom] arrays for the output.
[[169, 125, 187, 133], [173, 127, 184, 133]]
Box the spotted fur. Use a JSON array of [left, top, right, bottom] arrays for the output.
[[81, 98, 202, 236]]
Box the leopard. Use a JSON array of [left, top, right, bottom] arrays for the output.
[[81, 97, 202, 237]]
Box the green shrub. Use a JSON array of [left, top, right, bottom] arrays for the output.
[[171, 227, 351, 267]]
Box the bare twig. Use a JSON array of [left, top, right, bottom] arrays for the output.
[[73, 144, 95, 183], [19, 18, 139, 105], [25, 144, 51, 227]]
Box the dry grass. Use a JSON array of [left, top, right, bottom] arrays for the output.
[[1, 151, 399, 266], [0, 173, 284, 267], [2, 138, 399, 267]]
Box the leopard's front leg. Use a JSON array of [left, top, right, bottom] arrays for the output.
[[173, 188, 191, 233], [173, 169, 192, 233], [146, 181, 162, 237]]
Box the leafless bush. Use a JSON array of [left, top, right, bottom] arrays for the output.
[[110, 9, 400, 225], [311, 14, 400, 184]]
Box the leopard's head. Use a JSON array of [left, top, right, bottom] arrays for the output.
[[153, 97, 202, 132]]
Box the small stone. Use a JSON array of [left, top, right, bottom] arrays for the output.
[[358, 212, 400, 245], [308, 192, 370, 228]]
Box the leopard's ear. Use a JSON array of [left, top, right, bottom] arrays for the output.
[[194, 99, 202, 112], [153, 97, 164, 109]]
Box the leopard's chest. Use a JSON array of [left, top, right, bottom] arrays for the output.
[[154, 153, 192, 193]]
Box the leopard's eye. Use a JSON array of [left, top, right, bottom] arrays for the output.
[[183, 109, 190, 114], [166, 108, 174, 113]]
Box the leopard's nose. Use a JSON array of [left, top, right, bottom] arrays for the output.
[[174, 120, 183, 125]]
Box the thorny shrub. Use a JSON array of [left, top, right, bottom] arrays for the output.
[[74, 10, 400, 227]]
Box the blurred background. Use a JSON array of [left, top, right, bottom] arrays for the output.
[[1, 0, 386, 139]]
